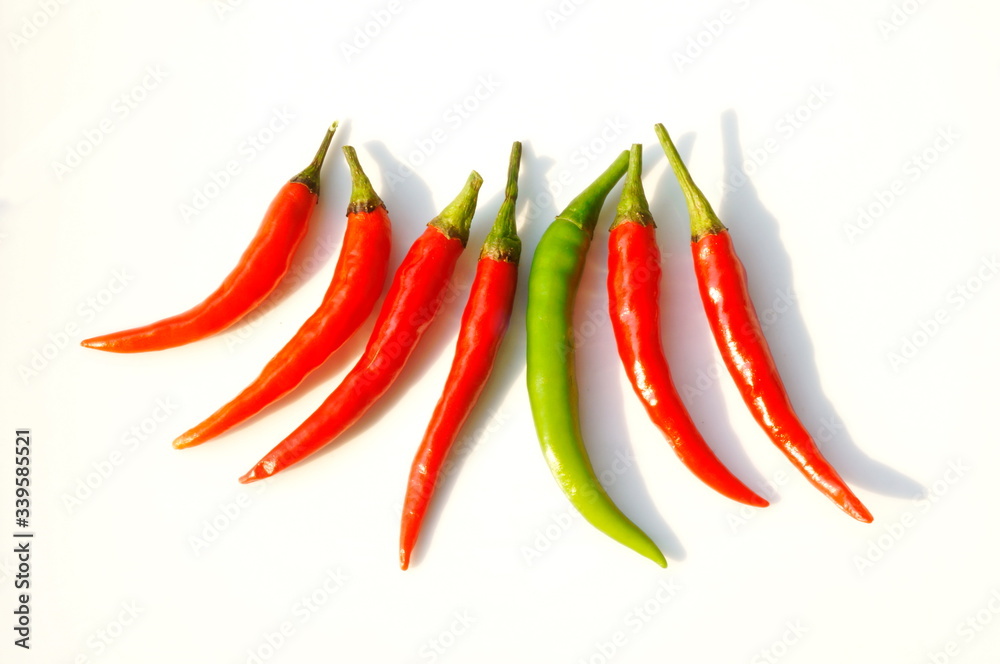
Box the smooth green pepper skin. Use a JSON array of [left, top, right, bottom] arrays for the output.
[[526, 151, 667, 567]]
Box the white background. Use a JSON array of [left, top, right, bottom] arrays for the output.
[[2, 0, 999, 662]]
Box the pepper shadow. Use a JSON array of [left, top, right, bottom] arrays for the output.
[[259, 144, 515, 477], [188, 136, 439, 449], [225, 120, 357, 324], [285, 137, 444, 390], [718, 109, 921, 500], [274, 138, 442, 404], [563, 149, 686, 563], [647, 132, 774, 506], [404, 141, 561, 564]]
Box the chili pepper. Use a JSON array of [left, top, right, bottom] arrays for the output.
[[655, 123, 873, 523], [608, 144, 768, 508], [399, 142, 522, 570], [526, 150, 667, 567], [239, 170, 484, 484], [80, 123, 339, 353], [172, 146, 392, 449]]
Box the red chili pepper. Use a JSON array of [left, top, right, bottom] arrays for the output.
[[81, 123, 339, 353], [656, 124, 873, 522], [238, 170, 484, 484], [399, 142, 522, 570], [608, 144, 768, 507], [172, 146, 392, 449]]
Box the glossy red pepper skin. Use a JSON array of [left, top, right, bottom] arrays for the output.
[[82, 185, 316, 353], [81, 124, 337, 353], [608, 220, 768, 508], [398, 142, 522, 569], [399, 257, 517, 568], [239, 172, 483, 484], [692, 231, 872, 521], [656, 123, 871, 523], [172, 148, 392, 449]]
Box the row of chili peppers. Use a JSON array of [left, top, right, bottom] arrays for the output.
[[81, 122, 872, 568]]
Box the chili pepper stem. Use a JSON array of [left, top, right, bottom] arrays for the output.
[[289, 122, 338, 195], [653, 124, 725, 241], [557, 150, 630, 234], [428, 171, 484, 245], [657, 122, 872, 522], [607, 145, 769, 508], [236, 169, 483, 484], [399, 142, 523, 570], [169, 146, 392, 450], [290, 121, 339, 195], [610, 144, 655, 231], [342, 145, 384, 211], [527, 149, 666, 567], [480, 142, 522, 262], [79, 124, 337, 354]]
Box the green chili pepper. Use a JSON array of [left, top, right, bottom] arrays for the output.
[[526, 150, 667, 567]]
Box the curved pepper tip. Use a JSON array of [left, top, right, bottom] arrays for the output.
[[172, 431, 199, 450], [79, 336, 108, 351], [629, 533, 667, 568], [399, 548, 411, 571], [627, 536, 668, 568], [647, 549, 668, 569], [846, 501, 874, 524], [238, 467, 264, 484]]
